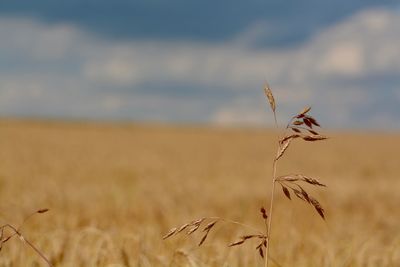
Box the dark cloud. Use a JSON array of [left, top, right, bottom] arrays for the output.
[[0, 0, 398, 47]]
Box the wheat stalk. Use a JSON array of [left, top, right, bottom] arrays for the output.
[[263, 87, 327, 267], [164, 84, 328, 266], [0, 209, 54, 267]]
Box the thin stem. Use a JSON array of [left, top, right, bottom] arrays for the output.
[[285, 116, 296, 129], [273, 112, 278, 128], [265, 158, 278, 267], [17, 211, 38, 231], [22, 237, 54, 267], [1, 224, 21, 235], [207, 217, 264, 235], [0, 224, 54, 267], [265, 102, 280, 267]]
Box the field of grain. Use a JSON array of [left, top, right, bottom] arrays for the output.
[[0, 120, 399, 267]]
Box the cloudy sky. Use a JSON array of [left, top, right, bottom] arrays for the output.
[[0, 0, 399, 129]]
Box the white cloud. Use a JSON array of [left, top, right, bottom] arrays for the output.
[[309, 8, 400, 75], [80, 7, 400, 90], [317, 41, 364, 76], [209, 8, 400, 127], [211, 96, 267, 126], [0, 17, 80, 61], [81, 42, 293, 89], [0, 8, 400, 128]]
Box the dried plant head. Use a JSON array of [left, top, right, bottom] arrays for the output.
[[264, 83, 277, 126], [264, 83, 276, 113], [163, 84, 329, 267], [0, 208, 54, 267]]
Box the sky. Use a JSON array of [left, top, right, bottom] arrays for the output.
[[0, 0, 399, 129]]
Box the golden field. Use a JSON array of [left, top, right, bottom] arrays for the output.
[[0, 119, 399, 267]]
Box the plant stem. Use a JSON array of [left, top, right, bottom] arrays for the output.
[[265, 107, 279, 267], [265, 156, 278, 267], [207, 217, 264, 235], [1, 224, 54, 267], [23, 237, 54, 267]]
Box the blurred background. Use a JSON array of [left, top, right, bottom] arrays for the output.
[[0, 0, 399, 130], [1, 1, 400, 266]]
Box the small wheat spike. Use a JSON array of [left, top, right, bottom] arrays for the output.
[[264, 83, 277, 126]]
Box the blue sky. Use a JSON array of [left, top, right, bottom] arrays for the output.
[[0, 0, 399, 129]]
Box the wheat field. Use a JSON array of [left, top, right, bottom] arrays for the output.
[[0, 119, 399, 267]]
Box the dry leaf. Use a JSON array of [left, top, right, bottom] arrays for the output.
[[281, 185, 291, 200], [259, 247, 264, 258], [297, 106, 311, 118], [260, 207, 268, 219], [302, 176, 326, 187], [187, 225, 200, 235], [276, 137, 292, 161], [203, 221, 217, 232], [229, 239, 245, 247], [256, 242, 263, 257], [190, 218, 205, 226], [307, 116, 321, 127], [176, 223, 190, 234], [293, 189, 306, 201], [241, 235, 260, 241], [163, 228, 177, 240], [277, 175, 300, 182], [198, 232, 209, 246], [304, 118, 313, 128], [291, 127, 301, 133], [310, 197, 325, 220], [303, 135, 328, 141], [293, 120, 304, 125], [37, 209, 49, 214], [280, 134, 300, 143], [298, 186, 310, 203]]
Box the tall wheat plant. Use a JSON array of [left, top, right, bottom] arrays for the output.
[[164, 84, 328, 267], [263, 84, 327, 266]]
